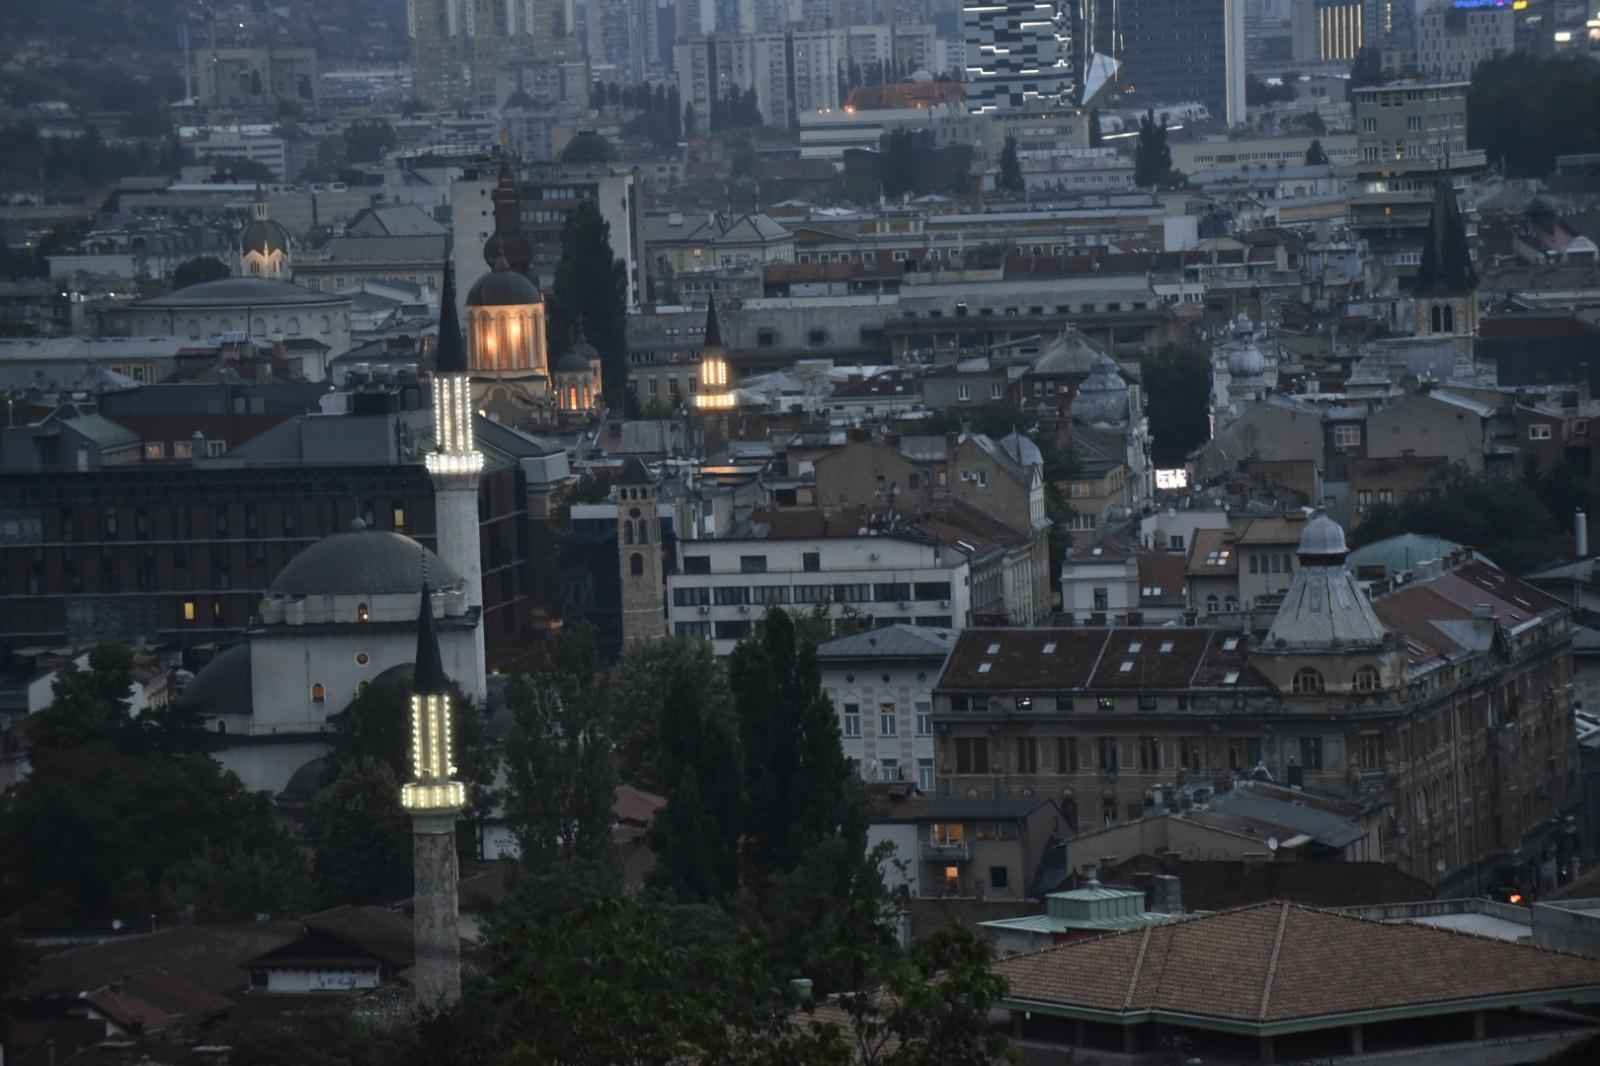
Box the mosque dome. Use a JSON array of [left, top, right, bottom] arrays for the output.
[[182, 643, 252, 715], [1228, 340, 1266, 378], [268, 520, 462, 598], [1071, 356, 1130, 424], [466, 265, 540, 308]]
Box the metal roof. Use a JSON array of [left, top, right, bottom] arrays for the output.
[[817, 624, 956, 660], [267, 523, 461, 598]]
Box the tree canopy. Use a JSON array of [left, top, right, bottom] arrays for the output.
[[171, 255, 230, 289], [1350, 468, 1562, 574], [1468, 54, 1600, 178], [997, 135, 1025, 194], [1134, 109, 1172, 189], [1305, 138, 1330, 165], [550, 200, 629, 404], [1140, 345, 1213, 466]]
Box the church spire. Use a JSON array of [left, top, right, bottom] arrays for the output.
[[1415, 175, 1477, 296], [483, 144, 534, 275], [703, 295, 722, 350]]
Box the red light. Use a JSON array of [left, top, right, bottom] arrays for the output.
[[1509, 893, 1524, 904]]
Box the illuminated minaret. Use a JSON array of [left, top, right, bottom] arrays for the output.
[[427, 264, 488, 705], [693, 297, 734, 463], [403, 583, 464, 1007]]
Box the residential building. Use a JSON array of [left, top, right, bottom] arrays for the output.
[[666, 510, 975, 656], [819, 624, 956, 791], [993, 902, 1600, 1063], [195, 47, 319, 111], [961, 0, 1073, 113], [1115, 0, 1248, 126], [1350, 78, 1485, 284], [934, 515, 1581, 895], [1413, 0, 1514, 79], [1061, 548, 1189, 625], [868, 795, 1068, 902], [980, 873, 1174, 956]]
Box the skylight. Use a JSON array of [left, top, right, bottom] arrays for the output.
[[1206, 549, 1232, 566], [987, 643, 1001, 654], [1223, 637, 1239, 651], [1224, 671, 1240, 684], [1043, 642, 1057, 654], [1160, 641, 1174, 653], [1128, 642, 1142, 653], [978, 662, 992, 673], [1119, 661, 1134, 672]]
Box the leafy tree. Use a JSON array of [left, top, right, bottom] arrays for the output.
[[550, 200, 629, 403], [683, 102, 698, 138], [1305, 137, 1330, 165], [171, 255, 229, 289], [1140, 345, 1213, 465], [212, 1006, 413, 1066], [206, 155, 276, 183], [306, 756, 413, 906], [997, 135, 1025, 194], [879, 127, 919, 199], [1301, 111, 1326, 136], [1245, 74, 1295, 106], [159, 845, 315, 923], [344, 118, 396, 164], [501, 625, 619, 882], [1350, 468, 1561, 573], [1468, 54, 1600, 178], [1134, 109, 1171, 189], [1350, 47, 1383, 89], [0, 912, 33, 1044]]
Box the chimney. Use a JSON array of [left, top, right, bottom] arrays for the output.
[[1149, 873, 1183, 915], [1577, 509, 1589, 558], [191, 430, 206, 462], [1474, 602, 1495, 620], [1079, 862, 1100, 885]]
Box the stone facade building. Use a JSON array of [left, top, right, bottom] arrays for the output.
[[934, 516, 1580, 896]]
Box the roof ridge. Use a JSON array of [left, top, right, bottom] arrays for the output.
[[1257, 902, 1291, 1021], [1124, 925, 1153, 1011]]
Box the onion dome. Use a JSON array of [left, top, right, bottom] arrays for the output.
[[1071, 355, 1130, 425]]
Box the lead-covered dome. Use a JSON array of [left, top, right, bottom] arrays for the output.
[[1071, 356, 1130, 424], [1298, 512, 1349, 562], [555, 346, 594, 373], [1228, 340, 1265, 378], [466, 265, 540, 308], [268, 520, 461, 597]]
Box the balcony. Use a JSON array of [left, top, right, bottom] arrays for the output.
[[920, 840, 970, 862]]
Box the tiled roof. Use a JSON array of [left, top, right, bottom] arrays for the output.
[[817, 624, 956, 660], [995, 902, 1600, 1027], [1187, 527, 1238, 576], [1136, 554, 1187, 606], [316, 234, 450, 263]]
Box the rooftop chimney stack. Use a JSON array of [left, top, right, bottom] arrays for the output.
[[1577, 509, 1588, 558]]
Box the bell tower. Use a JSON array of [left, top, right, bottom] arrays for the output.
[[1413, 173, 1479, 359], [616, 457, 665, 646]]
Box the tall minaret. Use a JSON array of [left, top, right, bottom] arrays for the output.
[[427, 264, 488, 704], [402, 584, 464, 1007], [694, 297, 733, 464]]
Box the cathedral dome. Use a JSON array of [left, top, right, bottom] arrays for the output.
[[238, 217, 290, 257], [555, 347, 594, 373], [268, 521, 462, 598], [466, 266, 540, 308], [1071, 356, 1130, 424]]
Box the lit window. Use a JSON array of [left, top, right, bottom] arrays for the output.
[[311, 683, 326, 703], [183, 601, 196, 621], [358, 603, 370, 622]]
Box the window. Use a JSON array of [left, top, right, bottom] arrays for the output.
[[913, 581, 951, 600], [1358, 734, 1382, 771], [683, 555, 711, 574], [917, 758, 934, 792], [1137, 695, 1157, 712], [144, 442, 164, 459], [879, 758, 899, 781], [1096, 736, 1119, 771], [1138, 736, 1160, 771], [955, 737, 989, 773], [674, 621, 711, 638], [1333, 424, 1361, 448], [989, 865, 1009, 890], [1056, 736, 1078, 771], [802, 551, 820, 572], [989, 383, 1002, 401], [1205, 549, 1231, 566], [879, 706, 898, 737], [673, 586, 710, 606], [1354, 665, 1380, 692], [1529, 424, 1553, 441], [1299, 736, 1324, 771], [843, 704, 861, 737], [957, 384, 970, 402], [1016, 736, 1038, 772], [915, 701, 933, 736], [1206, 594, 1220, 614], [1178, 736, 1201, 770], [1292, 667, 1325, 694], [182, 600, 197, 621], [630, 553, 645, 576], [311, 683, 326, 704], [1015, 695, 1033, 711], [1096, 696, 1114, 712], [713, 586, 750, 606], [714, 620, 751, 640], [1228, 736, 1263, 771], [1093, 587, 1109, 611], [739, 554, 767, 574]]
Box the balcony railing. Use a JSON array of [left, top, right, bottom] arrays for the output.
[[920, 840, 970, 861]]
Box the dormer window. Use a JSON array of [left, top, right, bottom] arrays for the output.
[[1292, 668, 1325, 695], [1354, 666, 1380, 692]]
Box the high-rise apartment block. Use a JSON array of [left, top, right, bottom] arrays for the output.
[[1413, 0, 1513, 79], [961, 0, 1073, 113], [1292, 0, 1365, 62], [1115, 0, 1247, 126], [1351, 77, 1484, 282]]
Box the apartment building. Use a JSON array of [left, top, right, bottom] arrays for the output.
[[819, 624, 956, 791], [961, 0, 1073, 113], [666, 512, 975, 656], [933, 516, 1581, 895], [1413, 0, 1514, 79]]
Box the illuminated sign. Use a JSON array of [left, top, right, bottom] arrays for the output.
[[1155, 469, 1190, 490]]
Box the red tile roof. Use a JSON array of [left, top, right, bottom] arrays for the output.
[[995, 902, 1600, 1027]]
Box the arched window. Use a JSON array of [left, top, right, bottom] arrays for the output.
[[639, 521, 649, 545], [357, 602, 370, 622], [1223, 594, 1238, 613], [311, 682, 326, 703], [359, 680, 370, 696], [247, 259, 259, 275], [219, 319, 232, 332], [623, 521, 634, 544], [568, 386, 579, 408], [252, 318, 266, 335], [286, 316, 300, 335], [216, 719, 227, 734], [1205, 594, 1220, 614], [321, 315, 331, 334], [1430, 305, 1442, 332], [1291, 668, 1325, 694], [187, 319, 201, 339], [1442, 305, 1454, 333], [630, 552, 644, 576], [1354, 665, 1380, 692]]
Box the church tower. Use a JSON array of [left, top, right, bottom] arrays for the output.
[[428, 264, 488, 704], [402, 584, 463, 1008], [617, 457, 665, 646], [236, 186, 291, 279], [467, 148, 551, 426], [1413, 174, 1479, 358]]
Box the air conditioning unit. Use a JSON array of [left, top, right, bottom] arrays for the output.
[[899, 600, 910, 609], [697, 605, 710, 614], [738, 604, 750, 613], [939, 599, 950, 608]]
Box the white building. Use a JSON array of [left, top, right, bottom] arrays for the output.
[[818, 624, 956, 792], [1413, 0, 1513, 80], [667, 517, 975, 656], [183, 523, 481, 795], [961, 0, 1073, 113]]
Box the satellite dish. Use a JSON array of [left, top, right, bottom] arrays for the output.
[[1266, 837, 1279, 851], [1436, 859, 1448, 873], [111, 919, 123, 931]]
